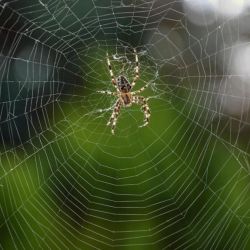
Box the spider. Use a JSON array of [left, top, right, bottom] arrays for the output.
[[98, 49, 151, 134]]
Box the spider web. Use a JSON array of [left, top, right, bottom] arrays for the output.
[[1, 0, 250, 249]]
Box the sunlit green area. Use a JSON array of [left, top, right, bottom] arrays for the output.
[[1, 0, 250, 249]]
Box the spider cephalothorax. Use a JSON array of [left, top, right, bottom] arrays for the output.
[[98, 49, 151, 134]]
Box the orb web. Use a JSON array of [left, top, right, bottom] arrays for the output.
[[0, 0, 250, 249]]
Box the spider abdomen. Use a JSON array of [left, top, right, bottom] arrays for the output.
[[117, 75, 131, 93]]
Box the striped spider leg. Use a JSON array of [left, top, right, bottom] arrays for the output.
[[106, 52, 119, 91], [132, 95, 151, 127], [132, 82, 150, 95], [131, 48, 139, 88], [107, 99, 122, 134]]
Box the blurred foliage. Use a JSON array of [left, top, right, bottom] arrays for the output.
[[0, 0, 250, 249], [1, 47, 250, 248]]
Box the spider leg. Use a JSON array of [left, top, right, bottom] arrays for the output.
[[131, 48, 139, 88], [132, 82, 150, 95], [107, 99, 122, 134], [133, 96, 150, 127], [97, 90, 117, 96], [106, 52, 118, 90]]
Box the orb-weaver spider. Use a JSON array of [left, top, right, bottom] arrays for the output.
[[98, 49, 151, 134]]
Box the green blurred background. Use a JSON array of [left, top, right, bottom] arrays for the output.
[[1, 0, 250, 249]]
